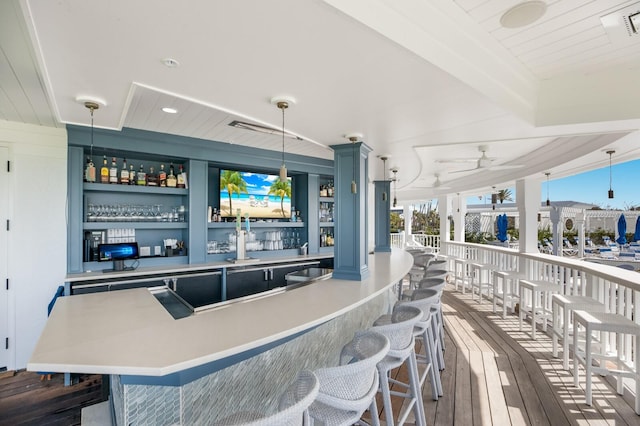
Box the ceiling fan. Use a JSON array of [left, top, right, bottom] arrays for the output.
[[415, 173, 451, 189], [438, 145, 523, 174]]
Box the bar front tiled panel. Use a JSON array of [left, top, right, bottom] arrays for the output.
[[111, 289, 394, 425]]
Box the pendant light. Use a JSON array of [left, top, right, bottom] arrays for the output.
[[545, 172, 551, 206], [491, 186, 497, 210], [380, 156, 388, 201], [607, 150, 615, 199], [392, 168, 398, 208], [271, 96, 296, 181]]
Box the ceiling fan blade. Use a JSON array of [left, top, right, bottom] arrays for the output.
[[449, 167, 478, 174], [488, 164, 524, 171], [436, 158, 477, 164]]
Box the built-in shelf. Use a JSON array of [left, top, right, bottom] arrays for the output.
[[319, 222, 334, 227], [319, 197, 334, 203], [83, 183, 188, 195], [84, 222, 188, 230], [207, 222, 304, 229]]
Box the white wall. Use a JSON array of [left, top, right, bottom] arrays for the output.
[[0, 120, 67, 369]]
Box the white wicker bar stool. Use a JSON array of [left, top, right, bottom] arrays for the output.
[[370, 305, 425, 426], [308, 331, 390, 426], [518, 279, 561, 339], [396, 290, 443, 400], [413, 288, 445, 370], [218, 370, 319, 425], [551, 294, 606, 370], [572, 310, 640, 414]]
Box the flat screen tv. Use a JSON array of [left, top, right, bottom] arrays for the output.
[[98, 242, 139, 272], [219, 170, 292, 219]]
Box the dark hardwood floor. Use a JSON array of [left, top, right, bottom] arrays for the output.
[[0, 371, 105, 426]]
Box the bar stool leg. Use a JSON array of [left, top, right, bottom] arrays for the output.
[[531, 289, 537, 340], [408, 349, 426, 426], [573, 318, 580, 389]]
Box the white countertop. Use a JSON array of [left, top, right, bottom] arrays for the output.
[[28, 250, 412, 376]]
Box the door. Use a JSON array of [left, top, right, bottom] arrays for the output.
[[0, 147, 9, 370]]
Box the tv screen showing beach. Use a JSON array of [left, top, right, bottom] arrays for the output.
[[219, 170, 292, 219]]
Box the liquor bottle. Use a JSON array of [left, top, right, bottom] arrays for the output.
[[120, 158, 129, 184], [100, 155, 109, 184], [158, 164, 167, 187], [136, 165, 147, 186], [146, 166, 158, 186], [166, 164, 177, 188], [84, 156, 96, 183], [176, 164, 186, 188], [128, 164, 136, 185], [109, 157, 118, 184]]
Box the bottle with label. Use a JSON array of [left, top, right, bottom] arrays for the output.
[[109, 157, 118, 184], [177, 164, 186, 188], [166, 163, 177, 188], [128, 164, 136, 185], [136, 165, 147, 186], [100, 155, 109, 184], [120, 158, 129, 184], [147, 166, 158, 186], [84, 156, 96, 183], [158, 164, 167, 187]]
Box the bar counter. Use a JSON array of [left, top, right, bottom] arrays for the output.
[[27, 250, 412, 423]]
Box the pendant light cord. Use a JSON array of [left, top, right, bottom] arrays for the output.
[[90, 106, 94, 159], [281, 105, 285, 167], [609, 152, 612, 191]]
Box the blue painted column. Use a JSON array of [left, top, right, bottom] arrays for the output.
[[330, 142, 371, 281], [374, 180, 391, 252], [188, 160, 207, 264]]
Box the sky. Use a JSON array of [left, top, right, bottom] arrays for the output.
[[467, 158, 640, 210]]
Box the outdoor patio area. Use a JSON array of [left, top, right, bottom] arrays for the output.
[[405, 284, 639, 425]]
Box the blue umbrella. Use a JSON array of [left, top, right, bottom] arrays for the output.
[[616, 214, 627, 245], [635, 216, 640, 242], [497, 214, 508, 242]]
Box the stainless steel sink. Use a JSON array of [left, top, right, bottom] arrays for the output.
[[150, 286, 194, 319]]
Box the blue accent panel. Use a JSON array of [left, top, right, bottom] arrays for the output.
[[188, 160, 207, 264], [67, 126, 334, 176], [67, 146, 84, 273], [294, 174, 310, 250], [220, 267, 227, 301], [306, 174, 319, 253], [119, 325, 318, 387], [330, 142, 371, 281], [374, 181, 391, 252]]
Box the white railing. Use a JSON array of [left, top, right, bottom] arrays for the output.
[[390, 233, 441, 251], [441, 241, 640, 370]]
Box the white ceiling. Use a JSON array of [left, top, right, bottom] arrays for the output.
[[2, 0, 640, 203]]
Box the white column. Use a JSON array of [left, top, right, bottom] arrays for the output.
[[404, 203, 412, 243], [550, 206, 562, 256], [576, 210, 585, 258], [438, 195, 452, 243], [516, 178, 541, 254], [453, 194, 467, 241]]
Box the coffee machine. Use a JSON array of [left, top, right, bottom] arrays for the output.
[[84, 230, 105, 262]]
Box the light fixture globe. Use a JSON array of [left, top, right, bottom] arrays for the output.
[[271, 96, 296, 182], [500, 1, 547, 28]]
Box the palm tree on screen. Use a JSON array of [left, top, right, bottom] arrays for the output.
[[220, 170, 248, 213], [269, 178, 291, 218]]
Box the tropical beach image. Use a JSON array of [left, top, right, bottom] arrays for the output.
[[219, 169, 292, 219]]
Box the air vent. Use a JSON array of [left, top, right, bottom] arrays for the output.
[[601, 2, 640, 44], [228, 120, 302, 141]]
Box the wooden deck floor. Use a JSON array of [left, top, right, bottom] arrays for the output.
[[1, 284, 638, 425], [415, 285, 638, 426]]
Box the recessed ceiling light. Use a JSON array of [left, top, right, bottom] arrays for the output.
[[500, 1, 547, 29], [162, 58, 180, 68], [162, 107, 178, 114]]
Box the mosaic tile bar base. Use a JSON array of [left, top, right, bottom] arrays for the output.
[[111, 289, 395, 425]]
